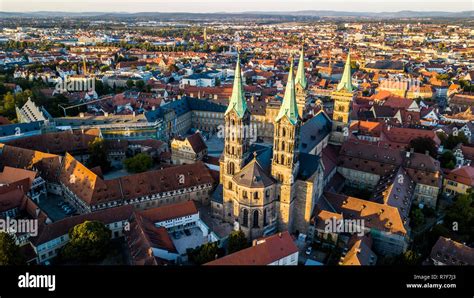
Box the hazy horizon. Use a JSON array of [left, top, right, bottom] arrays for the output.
[[1, 0, 472, 13]]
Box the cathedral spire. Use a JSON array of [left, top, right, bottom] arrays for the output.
[[276, 56, 299, 125], [336, 51, 353, 92], [225, 54, 247, 118], [295, 47, 307, 89]]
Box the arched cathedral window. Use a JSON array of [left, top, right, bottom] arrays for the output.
[[253, 210, 259, 228], [242, 209, 249, 227], [228, 162, 235, 175]]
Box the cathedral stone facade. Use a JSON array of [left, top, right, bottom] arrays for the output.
[[214, 51, 334, 239]]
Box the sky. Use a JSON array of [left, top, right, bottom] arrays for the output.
[[1, 0, 472, 13]]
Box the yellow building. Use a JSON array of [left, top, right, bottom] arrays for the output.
[[443, 166, 474, 197]]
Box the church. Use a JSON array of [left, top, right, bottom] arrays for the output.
[[212, 50, 354, 239]]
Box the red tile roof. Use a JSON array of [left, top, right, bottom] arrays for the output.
[[445, 166, 474, 187], [205, 232, 298, 265], [139, 200, 198, 223]]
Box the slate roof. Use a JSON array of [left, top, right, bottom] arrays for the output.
[[145, 96, 226, 122], [233, 156, 275, 188], [0, 121, 43, 137], [299, 111, 332, 153]]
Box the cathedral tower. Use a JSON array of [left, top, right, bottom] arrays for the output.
[[221, 55, 251, 222], [295, 48, 308, 119], [330, 52, 354, 145], [271, 57, 301, 232]]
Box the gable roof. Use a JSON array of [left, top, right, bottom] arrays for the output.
[[233, 155, 275, 188], [139, 200, 198, 223], [445, 166, 474, 186], [205, 231, 298, 265], [323, 191, 407, 235]]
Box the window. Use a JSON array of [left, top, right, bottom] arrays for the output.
[[228, 162, 235, 175], [242, 209, 249, 227], [253, 210, 259, 228]]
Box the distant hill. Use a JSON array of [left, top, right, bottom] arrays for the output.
[[244, 10, 473, 18], [0, 10, 472, 19]]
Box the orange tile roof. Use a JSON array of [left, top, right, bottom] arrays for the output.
[[205, 232, 298, 265], [139, 200, 198, 223], [445, 166, 474, 187], [0, 145, 63, 183], [340, 235, 376, 266], [323, 192, 407, 235]]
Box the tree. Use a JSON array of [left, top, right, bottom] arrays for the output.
[[100, 65, 110, 72], [410, 207, 425, 229], [445, 192, 474, 243], [227, 230, 248, 254], [126, 79, 135, 89], [123, 153, 153, 173], [61, 221, 111, 263], [0, 232, 25, 265], [135, 80, 145, 91], [398, 250, 421, 265], [439, 151, 456, 169], [407, 137, 437, 157], [442, 132, 468, 150], [187, 242, 222, 265], [87, 137, 111, 172]]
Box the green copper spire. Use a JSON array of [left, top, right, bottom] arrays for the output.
[[336, 51, 354, 93], [225, 54, 247, 118], [295, 48, 307, 89], [275, 57, 299, 125]]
